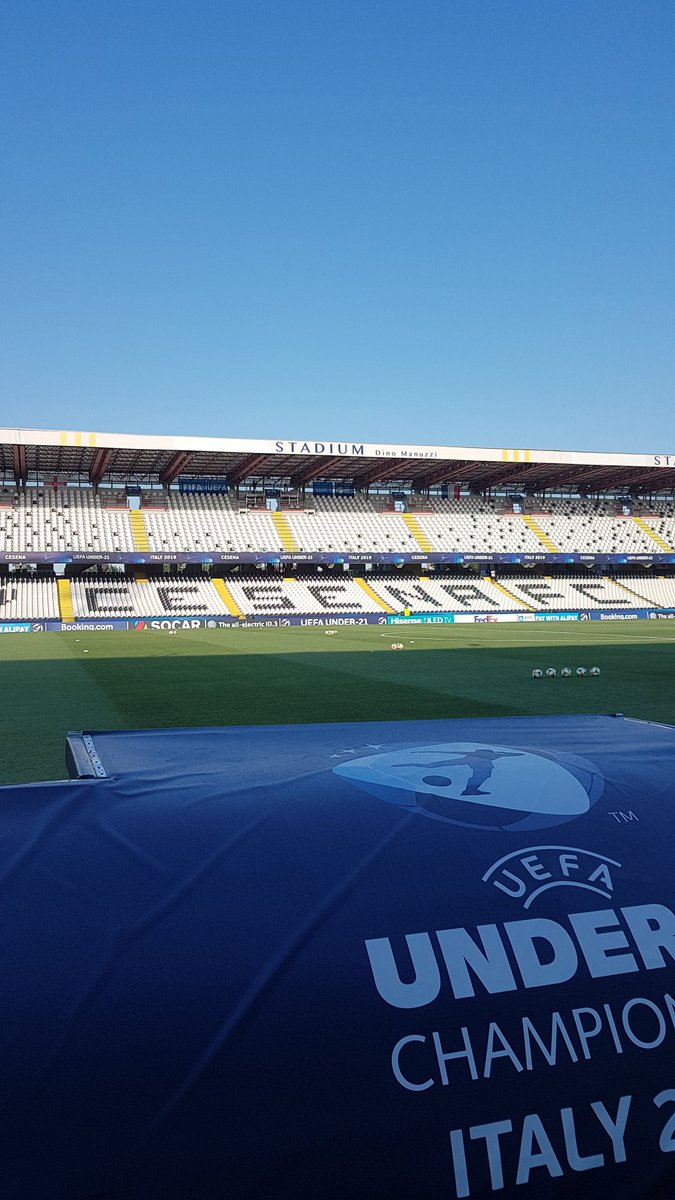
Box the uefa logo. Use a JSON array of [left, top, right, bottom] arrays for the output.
[[334, 742, 604, 832]]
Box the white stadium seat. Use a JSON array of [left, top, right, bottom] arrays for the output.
[[0, 576, 59, 620], [2, 489, 675, 620], [3, 489, 675, 557], [69, 576, 229, 618], [5, 569, 675, 621]]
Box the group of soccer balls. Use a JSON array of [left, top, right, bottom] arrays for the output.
[[532, 666, 600, 678]]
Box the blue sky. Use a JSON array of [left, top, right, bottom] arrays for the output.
[[1, 0, 674, 453]]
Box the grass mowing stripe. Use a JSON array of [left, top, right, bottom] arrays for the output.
[[1, 622, 674, 784], [1, 636, 128, 784]]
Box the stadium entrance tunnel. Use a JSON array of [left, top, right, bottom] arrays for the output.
[[0, 714, 675, 1197]]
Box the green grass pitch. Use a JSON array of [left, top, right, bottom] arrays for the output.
[[1, 621, 674, 785]]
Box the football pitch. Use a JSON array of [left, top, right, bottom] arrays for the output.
[[1, 621, 674, 785]]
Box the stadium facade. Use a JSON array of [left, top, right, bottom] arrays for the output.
[[2, 427, 675, 628]]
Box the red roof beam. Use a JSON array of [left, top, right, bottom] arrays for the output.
[[89, 447, 113, 486], [451, 461, 507, 484], [227, 453, 273, 486], [159, 451, 194, 486], [565, 465, 636, 489], [412, 460, 467, 489], [624, 468, 675, 492], [475, 465, 537, 489], [290, 456, 346, 487], [361, 460, 414, 487]]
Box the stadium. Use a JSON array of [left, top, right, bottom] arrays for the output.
[[4, 428, 675, 1200], [3, 425, 675, 784], [5, 0, 675, 1192]]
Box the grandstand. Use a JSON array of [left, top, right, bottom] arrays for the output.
[[5, 428, 675, 1200], [1, 427, 675, 626]]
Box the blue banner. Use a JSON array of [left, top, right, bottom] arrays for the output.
[[15, 609, 675, 632], [387, 611, 583, 625], [2, 714, 675, 1196], [586, 609, 675, 621], [388, 613, 456, 624], [589, 610, 646, 621], [37, 614, 390, 632], [2, 550, 675, 566], [40, 620, 144, 632], [533, 612, 581, 622], [178, 478, 230, 494]]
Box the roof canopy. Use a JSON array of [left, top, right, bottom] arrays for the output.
[[1, 427, 674, 492]]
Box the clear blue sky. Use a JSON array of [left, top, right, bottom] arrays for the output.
[[1, 0, 674, 453]]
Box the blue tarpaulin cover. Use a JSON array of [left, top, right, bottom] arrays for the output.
[[2, 714, 675, 1198]]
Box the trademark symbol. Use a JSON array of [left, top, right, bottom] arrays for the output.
[[608, 811, 640, 824]]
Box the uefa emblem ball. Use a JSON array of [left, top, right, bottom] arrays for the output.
[[576, 667, 587, 677], [532, 668, 543, 678], [334, 741, 605, 832], [590, 666, 600, 676], [546, 668, 557, 678], [561, 667, 572, 677]]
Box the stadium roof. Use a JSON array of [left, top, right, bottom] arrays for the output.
[[2, 427, 675, 493]]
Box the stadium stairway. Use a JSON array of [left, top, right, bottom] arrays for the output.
[[483, 576, 534, 610], [632, 516, 675, 553], [355, 577, 395, 613], [401, 513, 432, 553], [212, 578, 244, 618], [128, 508, 150, 553], [271, 511, 298, 552], [521, 514, 559, 553], [609, 576, 656, 606], [56, 578, 74, 622]]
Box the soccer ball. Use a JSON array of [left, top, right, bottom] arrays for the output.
[[590, 666, 600, 676], [576, 667, 587, 677], [532, 668, 543, 678], [391, 642, 404, 650], [546, 668, 557, 678], [561, 667, 572, 677]]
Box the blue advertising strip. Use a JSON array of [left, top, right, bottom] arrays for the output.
[[387, 611, 584, 625], [387, 613, 456, 624], [141, 613, 388, 629], [589, 609, 647, 620], [43, 619, 133, 631], [533, 612, 581, 622], [206, 614, 388, 629], [178, 478, 230, 494], [39, 613, 390, 632], [2, 550, 675, 566], [13, 608, 675, 632]]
